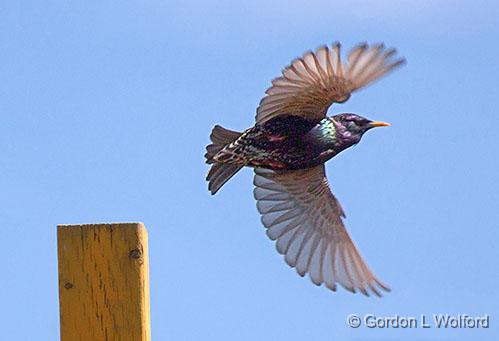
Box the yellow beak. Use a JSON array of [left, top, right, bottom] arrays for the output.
[[369, 121, 391, 127]]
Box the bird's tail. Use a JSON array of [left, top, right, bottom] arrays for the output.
[[205, 125, 244, 195]]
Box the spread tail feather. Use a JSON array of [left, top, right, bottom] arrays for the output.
[[206, 163, 244, 195], [205, 125, 242, 163], [205, 125, 243, 194]]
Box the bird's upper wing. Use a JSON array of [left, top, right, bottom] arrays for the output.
[[256, 43, 405, 125], [253, 165, 389, 296]]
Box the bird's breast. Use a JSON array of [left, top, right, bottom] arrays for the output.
[[242, 126, 336, 170]]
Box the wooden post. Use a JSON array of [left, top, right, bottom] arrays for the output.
[[57, 223, 151, 341]]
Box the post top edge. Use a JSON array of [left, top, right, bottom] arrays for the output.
[[58, 222, 145, 228]]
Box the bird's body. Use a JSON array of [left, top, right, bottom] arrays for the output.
[[205, 42, 405, 297], [212, 115, 359, 171]]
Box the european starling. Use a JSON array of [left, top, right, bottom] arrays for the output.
[[205, 42, 405, 297]]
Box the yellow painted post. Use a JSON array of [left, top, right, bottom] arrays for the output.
[[57, 223, 151, 341]]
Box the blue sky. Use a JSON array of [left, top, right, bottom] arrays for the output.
[[1, 1, 499, 340]]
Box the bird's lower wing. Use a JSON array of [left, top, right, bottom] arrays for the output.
[[253, 165, 389, 296]]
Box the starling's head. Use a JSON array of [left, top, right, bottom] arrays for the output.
[[332, 113, 390, 147]]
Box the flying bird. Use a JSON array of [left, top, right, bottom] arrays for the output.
[[205, 42, 405, 297]]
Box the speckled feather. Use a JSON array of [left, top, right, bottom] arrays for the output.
[[213, 116, 342, 170]]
